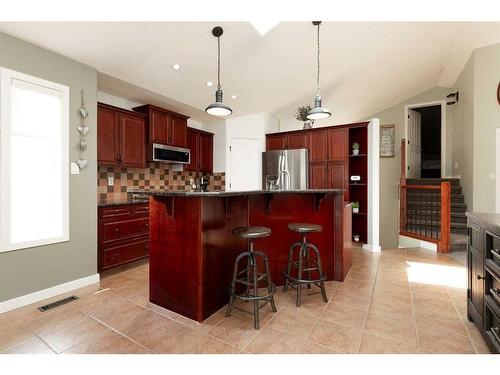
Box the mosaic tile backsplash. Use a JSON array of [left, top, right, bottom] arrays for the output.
[[98, 163, 225, 201]]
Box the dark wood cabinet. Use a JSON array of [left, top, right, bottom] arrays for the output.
[[132, 104, 189, 159], [98, 203, 150, 272], [466, 212, 500, 353], [266, 132, 309, 151], [328, 162, 348, 190], [266, 134, 287, 151], [309, 130, 328, 162], [98, 103, 146, 167], [186, 128, 214, 173], [310, 162, 328, 189], [328, 128, 348, 162]]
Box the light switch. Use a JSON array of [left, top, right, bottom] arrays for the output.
[[108, 176, 114, 186], [454, 162, 459, 169]]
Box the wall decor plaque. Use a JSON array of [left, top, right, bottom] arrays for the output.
[[380, 124, 395, 158]]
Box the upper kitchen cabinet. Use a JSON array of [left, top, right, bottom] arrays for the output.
[[186, 128, 214, 173], [266, 132, 309, 151], [328, 128, 348, 162], [132, 104, 188, 151], [97, 103, 146, 168], [309, 130, 328, 162]]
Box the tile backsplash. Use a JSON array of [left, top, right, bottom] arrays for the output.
[[98, 163, 225, 201]]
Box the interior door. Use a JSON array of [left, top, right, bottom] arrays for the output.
[[407, 109, 422, 178], [229, 138, 260, 191]]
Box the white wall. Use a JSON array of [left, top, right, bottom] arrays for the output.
[[225, 113, 279, 190]]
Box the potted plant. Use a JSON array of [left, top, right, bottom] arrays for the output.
[[296, 105, 314, 129], [352, 142, 360, 156], [352, 201, 360, 214], [353, 234, 360, 242]]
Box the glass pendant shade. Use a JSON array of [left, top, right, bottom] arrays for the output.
[[206, 89, 232, 117], [307, 94, 331, 120]]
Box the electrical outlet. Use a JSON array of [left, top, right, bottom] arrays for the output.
[[107, 176, 114, 186]]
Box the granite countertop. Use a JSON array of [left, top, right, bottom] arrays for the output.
[[128, 188, 345, 197], [98, 197, 150, 207], [465, 212, 500, 234]]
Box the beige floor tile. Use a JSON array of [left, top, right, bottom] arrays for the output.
[[414, 310, 467, 340], [90, 298, 148, 333], [359, 332, 417, 354], [300, 340, 344, 354], [274, 291, 328, 316], [72, 289, 126, 316], [40, 315, 109, 353], [309, 319, 363, 353], [418, 332, 475, 354], [368, 299, 413, 321], [62, 329, 151, 354], [120, 309, 175, 349], [267, 307, 317, 338], [24, 308, 89, 336], [145, 302, 182, 319], [0, 322, 38, 352], [244, 326, 306, 354], [320, 303, 367, 328], [330, 289, 371, 310], [364, 311, 416, 343], [462, 320, 492, 354], [208, 313, 261, 349], [177, 310, 226, 333], [1, 337, 54, 354], [413, 295, 458, 318]]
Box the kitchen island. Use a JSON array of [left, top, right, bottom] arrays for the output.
[[134, 189, 351, 322]]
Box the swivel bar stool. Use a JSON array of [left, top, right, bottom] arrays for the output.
[[226, 226, 277, 329], [283, 223, 328, 307]]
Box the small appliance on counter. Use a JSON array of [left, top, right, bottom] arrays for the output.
[[262, 149, 309, 190], [197, 175, 209, 192]]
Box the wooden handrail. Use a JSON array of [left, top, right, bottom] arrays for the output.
[[399, 181, 451, 253], [402, 184, 441, 190]]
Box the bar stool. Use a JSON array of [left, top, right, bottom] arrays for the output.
[[283, 223, 328, 307], [226, 226, 277, 329]]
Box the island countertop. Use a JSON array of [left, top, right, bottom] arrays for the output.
[[129, 188, 344, 197]]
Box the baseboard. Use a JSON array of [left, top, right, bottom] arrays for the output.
[[398, 234, 437, 251], [0, 273, 100, 314], [362, 243, 381, 252]]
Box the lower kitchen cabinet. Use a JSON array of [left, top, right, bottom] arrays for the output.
[[466, 212, 500, 353], [98, 203, 149, 272]]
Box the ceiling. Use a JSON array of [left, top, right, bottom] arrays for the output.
[[0, 22, 499, 123]]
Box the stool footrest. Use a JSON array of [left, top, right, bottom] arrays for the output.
[[228, 283, 276, 301]]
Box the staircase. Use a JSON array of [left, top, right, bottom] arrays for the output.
[[405, 178, 467, 252]]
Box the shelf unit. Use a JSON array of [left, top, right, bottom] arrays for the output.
[[348, 125, 368, 244]]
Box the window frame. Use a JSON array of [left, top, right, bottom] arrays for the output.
[[0, 67, 70, 252]]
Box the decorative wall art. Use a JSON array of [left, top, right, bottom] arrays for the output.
[[380, 124, 395, 158], [76, 90, 89, 169]]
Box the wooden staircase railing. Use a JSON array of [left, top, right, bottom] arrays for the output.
[[399, 139, 451, 253]]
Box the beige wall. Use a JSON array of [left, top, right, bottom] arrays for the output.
[[471, 43, 500, 212], [0, 32, 98, 302], [367, 87, 451, 249], [450, 54, 475, 209]]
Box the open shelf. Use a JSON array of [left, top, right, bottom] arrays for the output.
[[348, 125, 368, 244]]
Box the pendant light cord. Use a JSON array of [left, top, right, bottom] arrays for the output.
[[316, 22, 320, 96], [217, 36, 221, 90]]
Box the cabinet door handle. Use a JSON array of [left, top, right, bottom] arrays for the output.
[[114, 228, 120, 233], [477, 274, 484, 280], [492, 249, 500, 260]]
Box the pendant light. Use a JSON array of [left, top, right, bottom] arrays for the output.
[[307, 21, 331, 120], [205, 26, 232, 117]]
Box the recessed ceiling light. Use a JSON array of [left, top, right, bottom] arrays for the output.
[[206, 81, 213, 87], [231, 95, 237, 99], [171, 64, 181, 71], [250, 21, 279, 36]]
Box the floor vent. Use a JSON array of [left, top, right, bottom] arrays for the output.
[[37, 295, 79, 312]]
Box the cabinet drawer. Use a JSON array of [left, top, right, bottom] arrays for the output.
[[468, 222, 483, 252], [101, 205, 132, 219], [103, 240, 149, 268], [134, 204, 149, 216], [486, 232, 500, 272], [102, 218, 149, 241]]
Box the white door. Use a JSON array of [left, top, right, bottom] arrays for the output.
[[407, 109, 422, 178], [229, 138, 260, 191]]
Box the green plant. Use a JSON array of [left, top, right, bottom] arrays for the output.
[[352, 201, 360, 209], [295, 105, 312, 122], [352, 142, 360, 150]]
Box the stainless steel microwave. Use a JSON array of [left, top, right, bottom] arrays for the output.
[[151, 143, 190, 164]]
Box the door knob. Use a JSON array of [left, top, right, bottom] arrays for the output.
[[477, 275, 484, 280]]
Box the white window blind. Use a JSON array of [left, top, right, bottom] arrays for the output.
[[0, 68, 69, 252]]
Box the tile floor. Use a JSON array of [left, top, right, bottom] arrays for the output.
[[0, 247, 491, 354]]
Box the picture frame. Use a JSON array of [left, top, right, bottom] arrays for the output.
[[380, 124, 395, 158]]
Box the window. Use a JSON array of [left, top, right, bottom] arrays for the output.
[[0, 68, 69, 252]]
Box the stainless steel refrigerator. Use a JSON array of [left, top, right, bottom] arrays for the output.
[[262, 149, 309, 190]]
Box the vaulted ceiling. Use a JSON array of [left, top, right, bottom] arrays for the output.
[[0, 22, 499, 122]]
